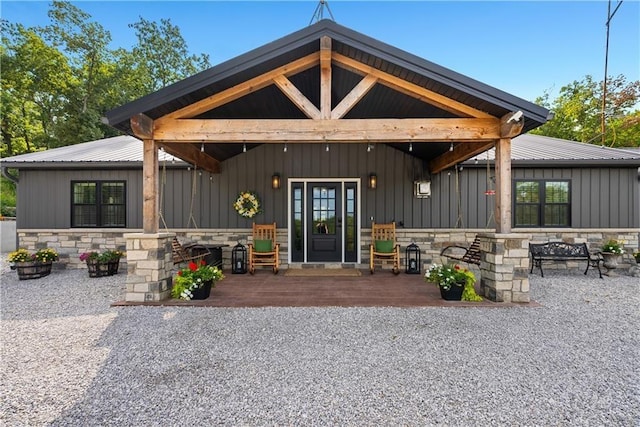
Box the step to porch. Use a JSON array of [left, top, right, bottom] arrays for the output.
[[287, 263, 360, 270]]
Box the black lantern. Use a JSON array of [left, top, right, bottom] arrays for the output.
[[405, 243, 421, 274], [232, 243, 247, 274]]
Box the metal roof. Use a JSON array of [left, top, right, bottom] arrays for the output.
[[466, 134, 640, 167], [0, 136, 184, 169], [103, 19, 551, 157], [3, 134, 638, 169]]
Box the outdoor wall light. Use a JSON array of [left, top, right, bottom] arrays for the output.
[[272, 173, 281, 190], [368, 173, 377, 189]]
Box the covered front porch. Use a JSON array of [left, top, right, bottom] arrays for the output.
[[114, 267, 538, 308]]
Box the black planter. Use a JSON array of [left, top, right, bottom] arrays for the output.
[[190, 280, 213, 300], [439, 282, 465, 301]]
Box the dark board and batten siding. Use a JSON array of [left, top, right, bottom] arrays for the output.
[[14, 144, 640, 230]]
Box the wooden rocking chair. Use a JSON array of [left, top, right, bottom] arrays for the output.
[[248, 222, 280, 274], [369, 222, 401, 274], [172, 237, 210, 266]]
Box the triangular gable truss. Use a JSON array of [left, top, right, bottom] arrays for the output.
[[131, 36, 524, 176]]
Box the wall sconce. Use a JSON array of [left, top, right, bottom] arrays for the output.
[[368, 173, 377, 189], [272, 173, 281, 190]]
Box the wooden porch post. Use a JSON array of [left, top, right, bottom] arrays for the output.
[[142, 138, 159, 233], [495, 137, 512, 233]]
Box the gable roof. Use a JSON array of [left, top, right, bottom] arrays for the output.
[[3, 134, 638, 169], [103, 19, 551, 140]]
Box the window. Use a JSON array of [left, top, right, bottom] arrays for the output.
[[71, 181, 126, 227], [514, 180, 570, 227]]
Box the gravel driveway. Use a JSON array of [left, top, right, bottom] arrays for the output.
[[1, 262, 638, 426]]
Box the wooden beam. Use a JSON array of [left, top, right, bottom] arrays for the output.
[[153, 118, 501, 143], [428, 141, 495, 174], [131, 114, 154, 139], [142, 139, 159, 233], [495, 138, 512, 233], [333, 53, 494, 119], [500, 111, 524, 138], [331, 74, 378, 119], [273, 75, 321, 119], [157, 143, 221, 174], [320, 36, 332, 119], [157, 53, 319, 122]]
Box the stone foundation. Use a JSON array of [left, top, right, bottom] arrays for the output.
[[14, 227, 639, 302]]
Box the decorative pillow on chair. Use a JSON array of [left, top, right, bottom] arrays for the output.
[[254, 239, 273, 253], [375, 240, 394, 253]]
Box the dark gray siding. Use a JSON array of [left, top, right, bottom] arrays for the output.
[[15, 145, 640, 230], [16, 169, 143, 229]]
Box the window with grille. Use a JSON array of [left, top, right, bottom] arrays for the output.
[[514, 180, 570, 227], [71, 181, 126, 227]]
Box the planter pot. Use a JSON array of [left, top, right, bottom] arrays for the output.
[[87, 259, 121, 277], [14, 261, 53, 280], [439, 282, 465, 301], [601, 252, 621, 276], [190, 280, 213, 300]]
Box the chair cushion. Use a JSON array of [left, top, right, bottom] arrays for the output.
[[375, 240, 394, 253], [254, 239, 273, 253]]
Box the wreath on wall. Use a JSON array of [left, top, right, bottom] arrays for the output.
[[233, 191, 262, 218]]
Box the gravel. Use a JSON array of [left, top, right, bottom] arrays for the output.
[[1, 258, 639, 426]]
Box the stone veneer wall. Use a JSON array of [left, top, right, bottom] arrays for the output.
[[14, 228, 639, 302], [15, 228, 639, 272]]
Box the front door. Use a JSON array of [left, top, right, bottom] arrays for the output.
[[307, 183, 341, 262], [290, 180, 359, 263]]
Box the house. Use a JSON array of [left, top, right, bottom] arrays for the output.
[[2, 20, 639, 302]]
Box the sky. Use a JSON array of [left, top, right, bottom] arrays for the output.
[[2, 0, 639, 103]]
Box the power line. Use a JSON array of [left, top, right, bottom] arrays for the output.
[[601, 0, 624, 146]]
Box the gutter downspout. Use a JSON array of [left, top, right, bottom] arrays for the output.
[[2, 166, 18, 184]]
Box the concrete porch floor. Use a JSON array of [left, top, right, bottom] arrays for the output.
[[114, 268, 539, 308]]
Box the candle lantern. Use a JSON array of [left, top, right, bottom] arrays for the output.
[[232, 242, 247, 274], [405, 243, 421, 274]]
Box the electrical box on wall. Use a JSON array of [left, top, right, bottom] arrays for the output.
[[414, 181, 431, 198]]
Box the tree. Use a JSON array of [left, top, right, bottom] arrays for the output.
[[129, 17, 210, 93], [0, 21, 71, 155], [532, 75, 640, 147]]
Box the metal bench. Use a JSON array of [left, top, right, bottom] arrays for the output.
[[529, 242, 602, 279], [440, 236, 481, 266]]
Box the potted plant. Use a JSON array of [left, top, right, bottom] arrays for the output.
[[171, 260, 224, 300], [8, 247, 59, 280], [600, 239, 624, 273], [80, 249, 125, 277], [425, 263, 483, 301]]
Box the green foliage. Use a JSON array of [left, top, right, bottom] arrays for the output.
[[171, 261, 224, 300], [0, 176, 17, 216], [80, 249, 125, 262], [532, 75, 640, 148], [602, 240, 624, 254], [8, 247, 59, 263], [1, 2, 210, 156], [425, 263, 483, 301]]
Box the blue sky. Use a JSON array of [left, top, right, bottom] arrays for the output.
[[2, 1, 639, 103]]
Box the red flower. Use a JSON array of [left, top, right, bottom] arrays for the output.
[[177, 270, 183, 276], [200, 259, 207, 266], [188, 261, 198, 271], [454, 265, 460, 270]]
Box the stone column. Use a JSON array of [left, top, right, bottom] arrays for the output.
[[124, 232, 174, 302], [479, 233, 531, 303]]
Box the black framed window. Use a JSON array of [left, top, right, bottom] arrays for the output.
[[514, 180, 570, 227], [71, 181, 126, 227]]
